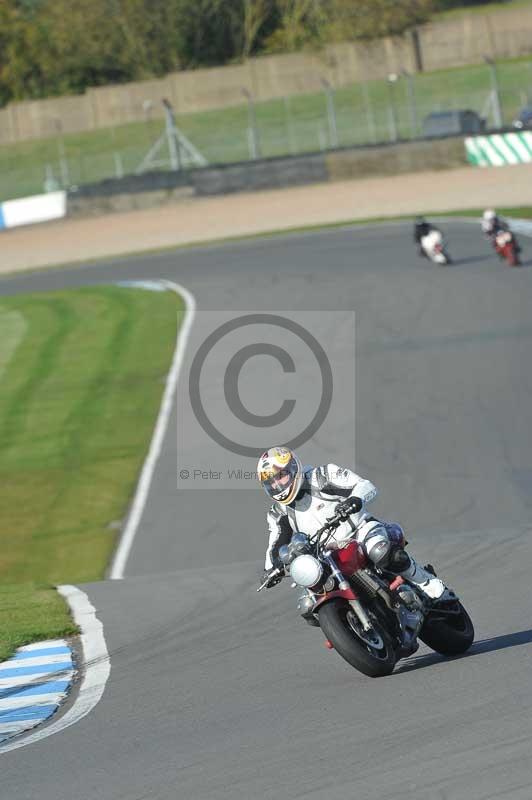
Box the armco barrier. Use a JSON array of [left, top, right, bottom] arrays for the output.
[[0, 191, 67, 230], [465, 132, 532, 167]]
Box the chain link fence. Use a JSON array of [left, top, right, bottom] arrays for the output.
[[1, 59, 532, 202]]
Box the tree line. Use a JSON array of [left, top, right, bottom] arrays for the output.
[[0, 0, 500, 106]]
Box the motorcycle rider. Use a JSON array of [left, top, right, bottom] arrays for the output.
[[482, 208, 521, 257], [481, 208, 505, 239], [414, 216, 438, 257], [258, 446, 446, 600]]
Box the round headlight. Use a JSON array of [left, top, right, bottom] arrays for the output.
[[290, 554, 323, 588]]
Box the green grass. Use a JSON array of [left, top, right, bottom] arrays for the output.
[[0, 584, 79, 663], [2, 55, 532, 202], [436, 0, 532, 20], [0, 285, 183, 660], [436, 205, 532, 219]]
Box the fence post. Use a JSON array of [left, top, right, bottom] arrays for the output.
[[387, 74, 399, 142], [44, 164, 59, 193], [163, 98, 181, 170], [361, 81, 377, 144], [321, 78, 338, 149], [317, 125, 328, 151], [242, 88, 261, 159], [284, 96, 297, 155], [484, 57, 503, 128], [402, 70, 418, 139], [56, 139, 70, 188], [54, 119, 70, 188], [114, 152, 124, 179]]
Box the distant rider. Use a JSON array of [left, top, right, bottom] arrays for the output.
[[257, 446, 447, 600], [482, 208, 521, 255], [481, 208, 506, 239], [414, 217, 437, 257]]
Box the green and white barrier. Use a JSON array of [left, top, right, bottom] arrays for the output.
[[465, 132, 532, 167]]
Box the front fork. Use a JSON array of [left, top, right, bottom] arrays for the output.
[[322, 552, 373, 632]]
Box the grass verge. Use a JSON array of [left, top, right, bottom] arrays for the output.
[[0, 284, 183, 661]]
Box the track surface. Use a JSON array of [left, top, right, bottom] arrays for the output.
[[1, 223, 532, 799]]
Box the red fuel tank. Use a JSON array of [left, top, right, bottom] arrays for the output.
[[333, 541, 367, 575]]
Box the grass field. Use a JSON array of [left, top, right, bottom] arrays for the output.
[[0, 285, 183, 661], [1, 56, 532, 202], [437, 0, 532, 19]]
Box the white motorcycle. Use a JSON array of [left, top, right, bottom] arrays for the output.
[[421, 229, 452, 265]]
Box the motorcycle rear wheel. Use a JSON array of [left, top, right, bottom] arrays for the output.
[[507, 248, 520, 267], [419, 602, 474, 656], [318, 599, 396, 677], [442, 251, 452, 265]]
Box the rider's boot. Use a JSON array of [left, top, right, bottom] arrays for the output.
[[399, 557, 447, 600]]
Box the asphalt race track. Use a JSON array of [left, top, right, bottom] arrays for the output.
[[1, 222, 532, 800]]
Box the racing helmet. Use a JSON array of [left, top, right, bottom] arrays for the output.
[[483, 209, 496, 222], [257, 446, 303, 505]]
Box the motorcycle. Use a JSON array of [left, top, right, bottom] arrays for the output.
[[493, 229, 521, 267], [258, 509, 474, 678], [420, 229, 452, 265]]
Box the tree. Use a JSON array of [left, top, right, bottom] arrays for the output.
[[265, 0, 435, 52], [0, 0, 439, 106], [239, 0, 276, 59], [265, 0, 328, 52], [0, 0, 51, 103], [325, 0, 435, 40]]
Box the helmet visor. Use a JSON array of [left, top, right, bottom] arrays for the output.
[[261, 460, 299, 501]]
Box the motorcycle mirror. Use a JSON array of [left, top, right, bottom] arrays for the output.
[[278, 545, 291, 564], [291, 532, 310, 552]]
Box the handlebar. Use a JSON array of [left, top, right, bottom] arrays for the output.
[[309, 496, 362, 548], [309, 510, 345, 548], [257, 502, 359, 591]]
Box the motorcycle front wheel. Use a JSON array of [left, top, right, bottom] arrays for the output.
[[419, 601, 474, 656], [318, 599, 396, 677]]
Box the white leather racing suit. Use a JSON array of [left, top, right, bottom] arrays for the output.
[[481, 215, 508, 238], [264, 464, 446, 599]]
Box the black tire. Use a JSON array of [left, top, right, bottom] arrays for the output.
[[318, 599, 396, 677], [505, 242, 520, 266], [419, 602, 474, 656]]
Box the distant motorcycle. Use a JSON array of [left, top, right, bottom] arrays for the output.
[[493, 228, 521, 267], [258, 509, 474, 678], [420, 229, 452, 265]]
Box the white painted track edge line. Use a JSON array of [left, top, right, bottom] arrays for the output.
[[108, 280, 197, 580], [0, 585, 110, 754]]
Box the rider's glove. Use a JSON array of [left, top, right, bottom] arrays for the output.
[[335, 496, 363, 520], [261, 568, 283, 589]]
